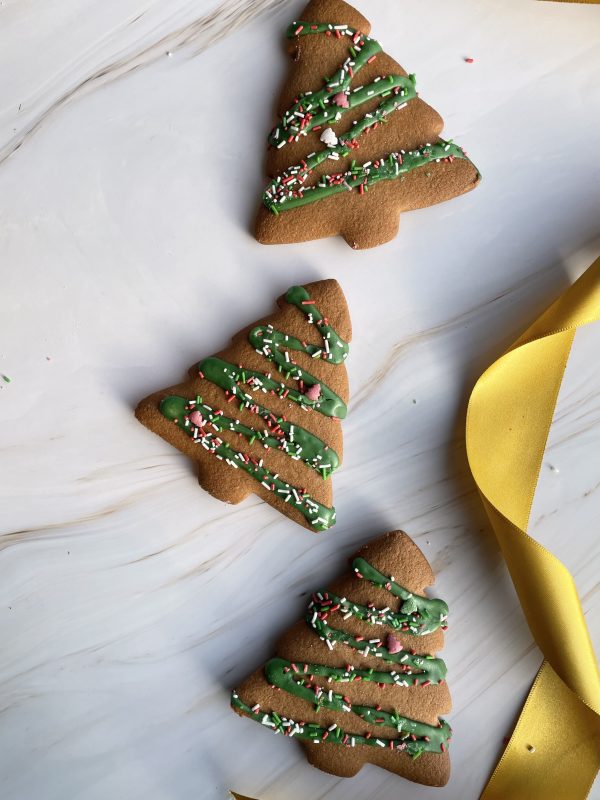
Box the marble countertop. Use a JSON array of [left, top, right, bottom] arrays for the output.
[[1, 0, 599, 798]]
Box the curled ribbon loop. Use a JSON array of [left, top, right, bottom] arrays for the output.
[[467, 259, 600, 800]]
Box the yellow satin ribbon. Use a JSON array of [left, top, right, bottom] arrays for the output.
[[467, 258, 600, 799]]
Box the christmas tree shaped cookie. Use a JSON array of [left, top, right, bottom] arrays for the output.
[[231, 531, 452, 786], [256, 0, 480, 249], [135, 280, 351, 532]]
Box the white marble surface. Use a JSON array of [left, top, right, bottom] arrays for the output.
[[1, 0, 600, 798]]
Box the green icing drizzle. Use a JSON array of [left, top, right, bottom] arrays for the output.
[[263, 21, 474, 214], [307, 604, 446, 684], [265, 141, 468, 213], [231, 690, 450, 757], [231, 558, 451, 758], [351, 557, 449, 634], [159, 285, 349, 531]]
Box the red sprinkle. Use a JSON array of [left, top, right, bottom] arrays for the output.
[[294, 25, 304, 35], [464, 57, 474, 63], [367, 55, 377, 64]]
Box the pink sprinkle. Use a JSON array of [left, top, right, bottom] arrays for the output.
[[332, 92, 349, 108], [304, 383, 321, 401], [464, 56, 474, 63], [189, 410, 203, 427], [387, 634, 403, 654]]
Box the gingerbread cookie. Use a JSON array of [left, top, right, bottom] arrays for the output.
[[255, 0, 480, 249], [231, 531, 452, 786], [135, 280, 351, 532]]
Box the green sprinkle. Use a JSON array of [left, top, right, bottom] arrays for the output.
[[2, 374, 11, 383]]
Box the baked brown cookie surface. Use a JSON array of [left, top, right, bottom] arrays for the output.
[[232, 531, 452, 786], [256, 0, 480, 249], [135, 279, 351, 532]]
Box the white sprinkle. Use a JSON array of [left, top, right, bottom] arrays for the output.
[[320, 127, 338, 147]]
